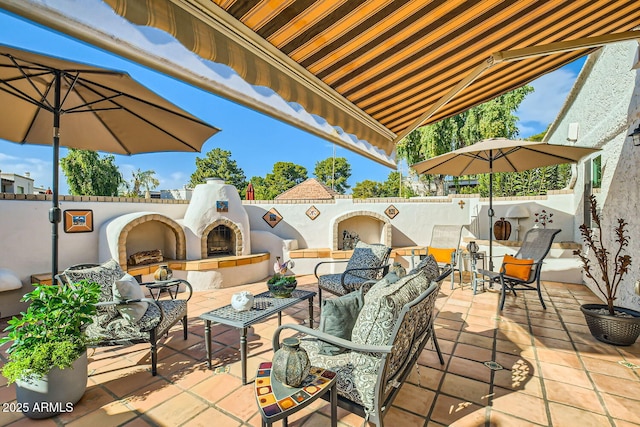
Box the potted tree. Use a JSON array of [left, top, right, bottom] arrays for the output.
[[0, 281, 100, 418], [574, 195, 640, 346]]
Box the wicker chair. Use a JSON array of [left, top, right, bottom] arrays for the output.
[[56, 259, 192, 375], [314, 241, 391, 309], [478, 228, 560, 310]]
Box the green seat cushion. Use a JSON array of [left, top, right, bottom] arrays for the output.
[[319, 288, 364, 355]]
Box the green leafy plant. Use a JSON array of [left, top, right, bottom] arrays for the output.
[[0, 281, 100, 383], [573, 195, 632, 315], [267, 274, 297, 286]]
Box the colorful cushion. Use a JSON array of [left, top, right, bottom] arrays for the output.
[[319, 288, 364, 355], [427, 247, 456, 264], [502, 255, 534, 280], [113, 274, 149, 324]]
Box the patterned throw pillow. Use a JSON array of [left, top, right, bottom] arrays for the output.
[[408, 255, 440, 282], [345, 242, 391, 279], [113, 273, 149, 324]]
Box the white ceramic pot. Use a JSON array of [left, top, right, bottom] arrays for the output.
[[231, 291, 254, 311]]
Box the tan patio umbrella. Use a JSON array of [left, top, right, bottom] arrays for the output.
[[411, 138, 598, 269], [0, 43, 220, 276]]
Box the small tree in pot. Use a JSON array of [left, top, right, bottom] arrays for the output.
[[573, 195, 640, 345]]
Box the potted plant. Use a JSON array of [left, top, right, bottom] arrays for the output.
[[267, 274, 298, 298], [0, 281, 100, 418], [573, 195, 640, 346]]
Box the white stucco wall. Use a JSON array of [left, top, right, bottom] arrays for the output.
[[546, 41, 640, 310]]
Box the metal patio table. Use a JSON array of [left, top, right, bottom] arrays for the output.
[[200, 289, 316, 384]]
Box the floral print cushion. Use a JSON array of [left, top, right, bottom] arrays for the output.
[[408, 255, 440, 281], [318, 271, 375, 295], [63, 259, 125, 323], [345, 242, 391, 279], [300, 339, 365, 407]]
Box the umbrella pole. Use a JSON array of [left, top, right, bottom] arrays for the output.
[[50, 71, 62, 279], [489, 154, 494, 271]]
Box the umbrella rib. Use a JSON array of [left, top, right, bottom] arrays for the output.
[[69, 78, 209, 152], [519, 145, 587, 163], [5, 54, 55, 111]]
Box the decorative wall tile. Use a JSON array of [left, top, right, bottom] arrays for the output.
[[385, 205, 399, 219], [263, 208, 283, 228], [306, 205, 320, 220]]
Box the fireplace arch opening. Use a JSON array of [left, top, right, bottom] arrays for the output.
[[201, 219, 243, 258], [332, 211, 392, 250]]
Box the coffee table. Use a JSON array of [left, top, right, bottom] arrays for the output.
[[255, 361, 337, 427], [200, 289, 316, 384]]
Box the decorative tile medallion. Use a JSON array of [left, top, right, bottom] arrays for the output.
[[483, 361, 503, 371], [385, 204, 399, 219], [216, 200, 229, 212], [306, 205, 320, 220], [263, 208, 283, 228]]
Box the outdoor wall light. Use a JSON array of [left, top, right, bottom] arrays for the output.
[[629, 125, 640, 146]]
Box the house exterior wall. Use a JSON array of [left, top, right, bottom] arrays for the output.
[[546, 41, 640, 310]]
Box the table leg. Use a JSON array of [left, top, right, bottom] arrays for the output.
[[330, 381, 337, 427], [205, 320, 212, 369], [308, 297, 314, 329], [278, 311, 282, 326], [241, 327, 248, 385], [283, 417, 288, 427]]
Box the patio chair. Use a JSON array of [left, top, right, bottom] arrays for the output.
[[478, 228, 560, 310], [274, 265, 450, 427], [420, 224, 463, 289], [314, 241, 391, 309], [56, 259, 192, 376]]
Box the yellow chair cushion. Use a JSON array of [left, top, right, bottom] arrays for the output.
[[502, 255, 534, 280], [427, 247, 456, 264]]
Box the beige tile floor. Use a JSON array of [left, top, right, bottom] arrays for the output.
[[1, 275, 639, 427]]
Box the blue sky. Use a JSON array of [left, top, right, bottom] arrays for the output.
[[0, 9, 586, 195]]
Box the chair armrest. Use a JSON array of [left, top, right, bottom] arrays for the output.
[[341, 263, 390, 284], [314, 260, 349, 279], [273, 323, 393, 354], [140, 279, 193, 301]]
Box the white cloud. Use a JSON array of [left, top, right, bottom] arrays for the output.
[[516, 67, 579, 137]]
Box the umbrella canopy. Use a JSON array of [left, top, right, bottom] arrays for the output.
[[0, 43, 220, 276], [411, 138, 598, 269]]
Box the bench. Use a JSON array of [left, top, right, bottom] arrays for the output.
[[273, 258, 449, 427]]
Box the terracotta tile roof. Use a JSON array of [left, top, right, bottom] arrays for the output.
[[275, 178, 338, 200]]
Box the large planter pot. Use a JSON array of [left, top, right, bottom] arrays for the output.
[[15, 351, 88, 419], [580, 304, 640, 346]]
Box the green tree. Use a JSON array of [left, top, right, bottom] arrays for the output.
[[397, 86, 533, 195], [60, 149, 123, 196], [189, 148, 246, 191], [122, 169, 160, 198], [314, 157, 351, 193], [352, 180, 381, 198], [250, 162, 308, 199], [352, 172, 416, 198]]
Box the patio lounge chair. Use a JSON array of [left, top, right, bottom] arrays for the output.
[[314, 241, 391, 309], [478, 228, 560, 310], [274, 261, 450, 427], [421, 224, 464, 289], [56, 259, 192, 375]]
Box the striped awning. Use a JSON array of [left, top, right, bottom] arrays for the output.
[[3, 0, 640, 167]]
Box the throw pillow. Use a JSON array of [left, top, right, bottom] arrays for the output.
[[113, 273, 149, 324], [427, 247, 456, 264], [319, 288, 364, 355], [409, 255, 440, 282], [502, 255, 534, 280]]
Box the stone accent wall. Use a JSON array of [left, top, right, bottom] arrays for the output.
[[200, 219, 244, 259], [117, 214, 186, 267], [332, 210, 392, 250]]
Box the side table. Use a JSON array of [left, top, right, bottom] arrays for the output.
[[254, 361, 337, 427], [461, 251, 487, 294]]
